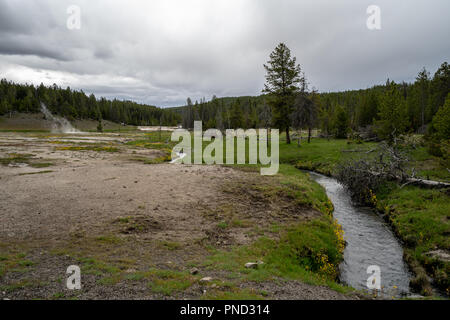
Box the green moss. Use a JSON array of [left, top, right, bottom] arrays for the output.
[[0, 153, 33, 166], [377, 185, 450, 294], [204, 217, 348, 293], [231, 219, 251, 228], [51, 292, 66, 299], [18, 170, 53, 176], [158, 241, 182, 251], [17, 260, 34, 267], [217, 221, 229, 229], [0, 246, 34, 278], [29, 162, 53, 168], [124, 269, 197, 296], [95, 235, 123, 244], [409, 146, 450, 182], [0, 279, 39, 292], [56, 146, 119, 152], [79, 257, 122, 276], [97, 275, 122, 285], [130, 149, 172, 164], [148, 277, 193, 296]]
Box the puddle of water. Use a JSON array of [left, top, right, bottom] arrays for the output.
[[309, 172, 412, 297]]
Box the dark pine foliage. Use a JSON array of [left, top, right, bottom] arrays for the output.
[[0, 79, 181, 126], [170, 62, 449, 141]]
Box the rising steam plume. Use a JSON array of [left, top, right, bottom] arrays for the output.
[[40, 103, 80, 133]]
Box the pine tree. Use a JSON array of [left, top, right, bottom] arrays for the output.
[[431, 94, 450, 140], [318, 96, 333, 137], [183, 97, 193, 129], [430, 62, 450, 116], [263, 43, 302, 144], [215, 104, 223, 131], [416, 68, 430, 128], [291, 73, 317, 144], [97, 119, 103, 132], [333, 106, 349, 139], [230, 99, 243, 129], [260, 99, 272, 129], [358, 92, 378, 127], [375, 81, 409, 142], [0, 99, 7, 115]]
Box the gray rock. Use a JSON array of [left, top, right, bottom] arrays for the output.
[[199, 277, 212, 283], [190, 267, 199, 275], [245, 261, 264, 269], [245, 262, 259, 269], [425, 249, 450, 262]]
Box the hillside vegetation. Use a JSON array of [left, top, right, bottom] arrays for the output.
[[0, 79, 181, 126]]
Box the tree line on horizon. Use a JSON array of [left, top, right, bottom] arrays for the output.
[[0, 80, 181, 126], [0, 44, 448, 146], [171, 44, 448, 148]]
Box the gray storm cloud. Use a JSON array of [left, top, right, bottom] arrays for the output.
[[0, 0, 449, 107]]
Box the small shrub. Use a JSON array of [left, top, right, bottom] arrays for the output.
[[336, 142, 411, 205], [97, 120, 103, 133], [217, 221, 228, 229], [427, 141, 444, 157], [410, 273, 432, 296]]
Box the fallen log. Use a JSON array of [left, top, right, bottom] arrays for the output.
[[351, 168, 450, 189], [403, 177, 450, 189]]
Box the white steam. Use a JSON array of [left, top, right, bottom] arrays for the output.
[[40, 103, 80, 133]]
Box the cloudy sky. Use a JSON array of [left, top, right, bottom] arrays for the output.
[[0, 0, 449, 107]]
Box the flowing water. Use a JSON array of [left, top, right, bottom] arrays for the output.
[[309, 172, 412, 297]]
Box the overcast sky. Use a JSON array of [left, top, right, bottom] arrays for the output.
[[0, 0, 449, 107]]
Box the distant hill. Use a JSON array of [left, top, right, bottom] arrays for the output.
[[0, 79, 181, 127]]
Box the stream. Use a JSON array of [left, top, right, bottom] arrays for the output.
[[309, 172, 412, 297]]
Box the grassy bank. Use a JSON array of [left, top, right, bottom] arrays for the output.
[[278, 136, 449, 296], [6, 129, 445, 298], [195, 166, 350, 299], [123, 132, 352, 296], [376, 184, 449, 295], [203, 217, 347, 294], [94, 133, 450, 294]]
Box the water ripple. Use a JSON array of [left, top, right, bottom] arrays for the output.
[[310, 172, 412, 297]]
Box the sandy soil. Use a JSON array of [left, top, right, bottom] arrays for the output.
[[0, 132, 357, 300]]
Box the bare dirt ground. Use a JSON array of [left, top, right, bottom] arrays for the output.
[[0, 131, 357, 300]]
